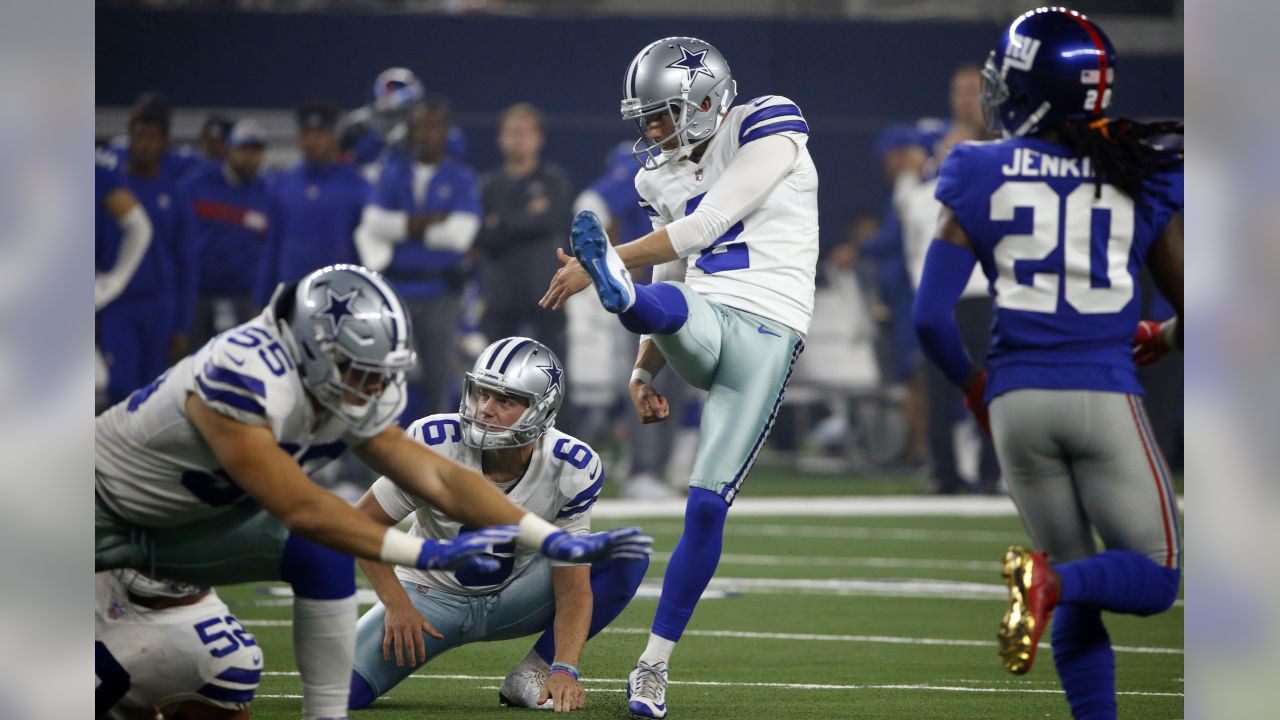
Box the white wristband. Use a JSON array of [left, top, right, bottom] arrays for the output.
[[516, 512, 558, 551], [380, 527, 424, 566], [630, 368, 654, 386]]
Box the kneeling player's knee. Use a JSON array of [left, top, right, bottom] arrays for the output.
[[281, 535, 355, 599], [349, 670, 376, 710], [1142, 566, 1181, 616]]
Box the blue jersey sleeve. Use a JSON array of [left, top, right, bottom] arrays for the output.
[[370, 154, 413, 211], [935, 142, 983, 230]]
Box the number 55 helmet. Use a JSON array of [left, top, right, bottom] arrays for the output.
[[460, 337, 565, 450], [621, 36, 737, 169], [269, 264, 417, 431], [981, 7, 1117, 138]]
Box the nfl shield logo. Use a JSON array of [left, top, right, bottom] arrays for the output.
[[108, 602, 126, 619], [694, 168, 704, 183]]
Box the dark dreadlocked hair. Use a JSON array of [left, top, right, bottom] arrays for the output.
[[1055, 116, 1184, 208]]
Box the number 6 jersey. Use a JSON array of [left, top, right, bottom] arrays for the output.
[[636, 95, 820, 336], [370, 413, 604, 595], [936, 137, 1183, 399]]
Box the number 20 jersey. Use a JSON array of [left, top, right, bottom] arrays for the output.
[[635, 95, 820, 336], [370, 413, 605, 596], [95, 312, 401, 527], [936, 137, 1184, 400]]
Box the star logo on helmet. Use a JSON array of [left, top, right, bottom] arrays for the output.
[[317, 287, 359, 336], [666, 45, 715, 82], [538, 364, 563, 392]]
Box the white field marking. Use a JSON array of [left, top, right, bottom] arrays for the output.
[[594, 495, 1181, 519], [260, 671, 1181, 697], [598, 627, 1183, 656], [639, 521, 1026, 543], [239, 621, 1181, 656], [593, 496, 1020, 518], [656, 551, 999, 572], [240, 576, 1180, 607]]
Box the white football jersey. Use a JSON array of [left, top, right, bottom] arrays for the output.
[[635, 95, 820, 335], [96, 313, 404, 527], [96, 572, 263, 719], [371, 413, 604, 595]]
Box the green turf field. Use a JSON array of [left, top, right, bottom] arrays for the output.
[[217, 511, 1183, 719]]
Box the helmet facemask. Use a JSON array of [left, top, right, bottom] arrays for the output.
[[458, 336, 565, 450], [306, 340, 414, 432], [980, 51, 1013, 137]]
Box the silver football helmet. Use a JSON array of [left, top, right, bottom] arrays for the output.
[[269, 264, 416, 431], [113, 569, 208, 600], [621, 36, 737, 169], [459, 337, 565, 449]]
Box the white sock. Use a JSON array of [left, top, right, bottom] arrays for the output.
[[639, 633, 676, 666], [517, 647, 551, 672], [294, 595, 357, 720]]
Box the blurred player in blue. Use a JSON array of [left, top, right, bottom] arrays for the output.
[[255, 101, 369, 306], [355, 97, 481, 419], [178, 120, 272, 346], [542, 37, 818, 718], [911, 8, 1183, 719], [347, 338, 648, 712], [343, 67, 468, 178], [96, 99, 195, 406]]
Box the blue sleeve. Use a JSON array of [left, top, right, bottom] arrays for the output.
[[912, 240, 979, 387], [935, 143, 977, 213], [254, 184, 284, 307]]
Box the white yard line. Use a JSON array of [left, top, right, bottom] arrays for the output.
[[595, 495, 1182, 519], [258, 671, 1181, 697], [241, 621, 1181, 655], [658, 551, 1000, 571]]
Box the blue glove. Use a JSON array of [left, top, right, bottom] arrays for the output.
[[541, 526, 653, 563], [416, 524, 520, 571]]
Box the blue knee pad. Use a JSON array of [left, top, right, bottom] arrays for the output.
[[280, 534, 355, 600], [1055, 550, 1181, 616], [349, 670, 377, 710]]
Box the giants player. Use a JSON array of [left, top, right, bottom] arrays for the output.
[[911, 8, 1182, 719], [96, 264, 652, 720], [541, 36, 818, 719], [348, 338, 648, 712]]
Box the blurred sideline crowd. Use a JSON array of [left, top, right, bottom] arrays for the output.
[[95, 65, 1183, 500]]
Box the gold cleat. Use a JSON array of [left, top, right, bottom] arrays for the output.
[[999, 546, 1060, 674]]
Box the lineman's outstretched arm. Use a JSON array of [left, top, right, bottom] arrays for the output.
[[186, 394, 490, 569]]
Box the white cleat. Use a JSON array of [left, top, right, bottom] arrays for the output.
[[571, 209, 635, 313], [498, 666, 554, 710], [626, 660, 669, 719]]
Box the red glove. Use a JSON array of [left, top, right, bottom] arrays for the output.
[[963, 370, 991, 436], [1132, 320, 1171, 367]]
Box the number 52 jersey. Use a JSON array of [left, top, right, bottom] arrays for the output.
[[936, 137, 1184, 400], [370, 413, 605, 596]]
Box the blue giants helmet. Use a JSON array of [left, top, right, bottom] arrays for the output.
[[980, 7, 1118, 138]]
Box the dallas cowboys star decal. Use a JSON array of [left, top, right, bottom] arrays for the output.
[[666, 45, 715, 82], [316, 287, 359, 335], [539, 363, 563, 392]]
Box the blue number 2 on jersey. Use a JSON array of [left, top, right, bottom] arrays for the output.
[[685, 192, 749, 274]]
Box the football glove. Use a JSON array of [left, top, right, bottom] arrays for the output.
[[1132, 319, 1172, 367], [542, 526, 654, 563], [416, 524, 520, 572], [963, 370, 991, 436]]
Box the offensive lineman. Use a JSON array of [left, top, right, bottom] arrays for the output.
[[348, 338, 648, 712], [96, 264, 652, 720], [911, 8, 1182, 719], [540, 37, 818, 719], [97, 570, 262, 720]]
